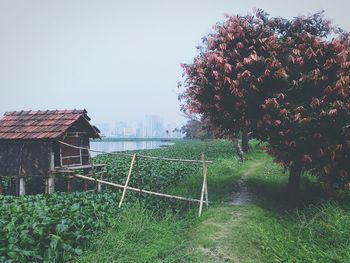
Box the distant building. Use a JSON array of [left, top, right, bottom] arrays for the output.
[[123, 127, 137, 137], [96, 122, 110, 137], [107, 116, 183, 138], [144, 115, 164, 138], [114, 121, 127, 137]]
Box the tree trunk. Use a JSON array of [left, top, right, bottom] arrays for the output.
[[241, 127, 250, 153], [287, 165, 302, 206], [233, 138, 244, 162]]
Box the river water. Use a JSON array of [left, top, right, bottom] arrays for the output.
[[89, 140, 174, 157]]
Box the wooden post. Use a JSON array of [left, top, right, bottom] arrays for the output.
[[67, 176, 73, 192], [83, 179, 88, 191], [19, 177, 26, 196], [118, 154, 136, 208], [46, 176, 55, 194], [97, 175, 102, 192], [88, 147, 99, 192], [199, 152, 208, 217], [82, 169, 89, 191], [46, 151, 55, 194], [101, 166, 106, 191]]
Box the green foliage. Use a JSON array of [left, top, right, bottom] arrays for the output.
[[7, 140, 350, 262], [94, 140, 234, 192], [0, 140, 235, 262], [0, 191, 123, 262]]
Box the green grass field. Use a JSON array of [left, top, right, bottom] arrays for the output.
[[77, 140, 350, 263], [2, 140, 350, 262]]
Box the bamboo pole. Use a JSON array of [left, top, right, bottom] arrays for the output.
[[198, 152, 207, 217], [203, 154, 209, 207], [57, 140, 213, 164], [198, 181, 206, 216], [135, 154, 142, 196], [72, 173, 204, 203], [118, 154, 137, 208], [137, 154, 213, 164], [200, 152, 209, 207]]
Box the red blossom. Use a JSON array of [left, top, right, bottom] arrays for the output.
[[274, 120, 282, 127], [213, 70, 219, 80], [241, 70, 251, 79], [280, 108, 288, 116], [224, 63, 232, 74], [236, 42, 244, 49], [328, 109, 337, 116]]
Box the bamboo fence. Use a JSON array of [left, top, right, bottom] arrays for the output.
[[57, 140, 210, 216]]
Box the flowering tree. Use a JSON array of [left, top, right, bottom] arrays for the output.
[[255, 14, 350, 199], [181, 10, 350, 202], [180, 10, 283, 154]]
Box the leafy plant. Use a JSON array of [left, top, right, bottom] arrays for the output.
[[0, 140, 234, 262]]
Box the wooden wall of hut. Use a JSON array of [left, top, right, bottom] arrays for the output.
[[0, 140, 52, 177], [53, 135, 90, 167]]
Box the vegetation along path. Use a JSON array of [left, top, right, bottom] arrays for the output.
[[2, 140, 349, 262], [77, 141, 350, 263]]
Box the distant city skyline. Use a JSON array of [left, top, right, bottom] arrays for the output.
[[95, 114, 183, 138]]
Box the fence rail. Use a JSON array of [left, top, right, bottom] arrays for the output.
[[56, 140, 210, 216], [57, 140, 213, 164]]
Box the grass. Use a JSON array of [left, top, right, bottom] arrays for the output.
[[76, 204, 198, 263], [77, 140, 350, 263], [187, 143, 350, 262]]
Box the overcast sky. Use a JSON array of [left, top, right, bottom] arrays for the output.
[[1, 0, 349, 125]]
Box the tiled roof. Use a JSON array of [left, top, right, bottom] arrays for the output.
[[0, 110, 99, 139]]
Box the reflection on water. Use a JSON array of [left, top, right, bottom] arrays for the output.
[[90, 140, 174, 157]]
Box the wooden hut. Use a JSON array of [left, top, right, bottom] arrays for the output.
[[0, 109, 100, 195]]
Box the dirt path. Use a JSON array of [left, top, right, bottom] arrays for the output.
[[190, 159, 265, 262], [230, 179, 255, 205], [230, 161, 261, 206]]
